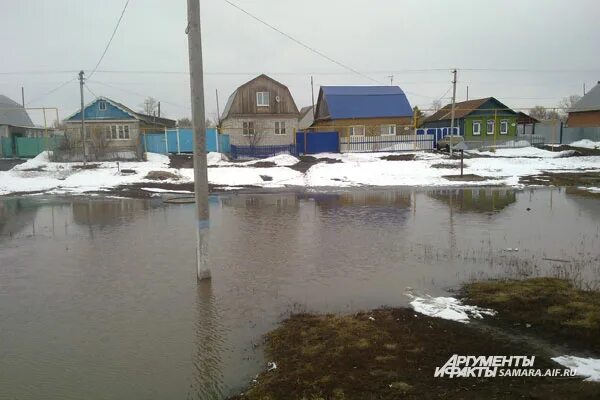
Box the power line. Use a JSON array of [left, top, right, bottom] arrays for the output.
[[84, 83, 98, 99], [25, 77, 77, 106], [88, 0, 130, 79], [222, 0, 382, 85], [87, 79, 189, 110]]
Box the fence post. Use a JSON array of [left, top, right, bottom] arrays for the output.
[[215, 128, 219, 153], [559, 122, 563, 144], [164, 127, 168, 154]]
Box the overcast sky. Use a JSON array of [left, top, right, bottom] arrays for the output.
[[2, 0, 599, 125]]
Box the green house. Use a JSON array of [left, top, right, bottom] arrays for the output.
[[423, 97, 518, 141]]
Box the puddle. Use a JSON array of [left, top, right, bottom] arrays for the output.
[[1, 187, 599, 398]]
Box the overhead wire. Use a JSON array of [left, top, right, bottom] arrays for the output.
[[25, 77, 77, 106], [88, 0, 130, 79], [222, 0, 383, 85]]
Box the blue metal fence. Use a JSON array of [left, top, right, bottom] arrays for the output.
[[142, 128, 230, 154], [296, 131, 340, 154], [230, 144, 297, 160], [416, 127, 459, 146]]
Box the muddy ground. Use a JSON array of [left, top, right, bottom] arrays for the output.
[[230, 278, 600, 400], [462, 278, 600, 355]]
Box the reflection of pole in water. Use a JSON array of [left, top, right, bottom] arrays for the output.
[[448, 190, 456, 256], [188, 280, 226, 400]]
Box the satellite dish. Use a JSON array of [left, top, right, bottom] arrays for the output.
[[275, 95, 281, 103]]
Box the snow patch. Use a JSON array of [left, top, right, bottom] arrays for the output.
[[140, 187, 194, 194], [406, 291, 496, 323], [552, 356, 600, 382], [569, 139, 600, 149]]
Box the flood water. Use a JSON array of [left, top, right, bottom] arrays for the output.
[[1, 188, 599, 399]]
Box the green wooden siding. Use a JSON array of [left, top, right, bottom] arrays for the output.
[[463, 115, 517, 140]]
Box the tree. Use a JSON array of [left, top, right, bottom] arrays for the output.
[[177, 117, 192, 127], [546, 110, 561, 121], [413, 106, 425, 127], [431, 99, 443, 113], [529, 105, 548, 120], [206, 118, 215, 128], [558, 94, 582, 121], [140, 97, 158, 116]]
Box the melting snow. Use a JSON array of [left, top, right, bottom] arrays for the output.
[[406, 291, 496, 323], [569, 139, 600, 149], [552, 356, 600, 382]]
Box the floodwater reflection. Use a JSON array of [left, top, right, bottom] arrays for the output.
[[1, 187, 599, 399]]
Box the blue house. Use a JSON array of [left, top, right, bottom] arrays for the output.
[[311, 86, 414, 136], [64, 97, 176, 156]]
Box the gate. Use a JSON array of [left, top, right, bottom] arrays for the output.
[[296, 131, 340, 154], [143, 133, 168, 154]]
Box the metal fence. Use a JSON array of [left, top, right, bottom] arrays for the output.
[[230, 144, 297, 160], [533, 121, 600, 145], [463, 134, 545, 150], [142, 128, 230, 154], [340, 134, 435, 153]]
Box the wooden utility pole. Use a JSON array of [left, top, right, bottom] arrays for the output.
[[449, 69, 457, 156], [78, 70, 87, 163], [158, 101, 161, 117], [187, 0, 211, 281], [21, 87, 25, 107]]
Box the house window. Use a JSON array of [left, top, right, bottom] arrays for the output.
[[349, 125, 365, 137], [380, 124, 396, 136], [487, 120, 495, 135], [500, 120, 508, 135], [243, 121, 255, 136], [256, 92, 269, 107], [104, 124, 130, 140], [275, 121, 286, 135], [472, 120, 481, 136], [98, 100, 107, 111]]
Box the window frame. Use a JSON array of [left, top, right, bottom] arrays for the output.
[[500, 120, 509, 135], [98, 100, 107, 111], [472, 120, 481, 136], [275, 121, 286, 135], [487, 120, 495, 135], [349, 125, 365, 137], [104, 124, 131, 140], [380, 124, 396, 136], [243, 121, 255, 136], [256, 92, 269, 107]]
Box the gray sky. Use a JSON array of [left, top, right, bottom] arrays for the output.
[[2, 0, 599, 125]]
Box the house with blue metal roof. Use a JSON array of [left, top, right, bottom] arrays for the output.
[[311, 86, 414, 138]]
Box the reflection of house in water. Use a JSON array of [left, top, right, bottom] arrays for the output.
[[303, 190, 413, 225], [71, 199, 152, 226], [429, 188, 516, 213], [0, 198, 40, 237], [219, 194, 299, 212]]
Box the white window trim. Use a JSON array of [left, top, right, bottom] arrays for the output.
[[381, 124, 396, 136], [472, 120, 481, 136], [104, 124, 131, 140], [275, 121, 287, 135], [349, 125, 365, 137], [487, 120, 495, 135], [256, 92, 269, 107], [242, 121, 256, 136], [500, 120, 509, 135], [98, 100, 107, 111]]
